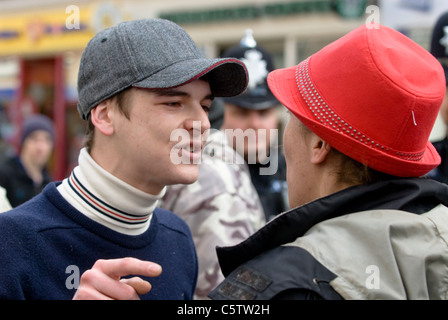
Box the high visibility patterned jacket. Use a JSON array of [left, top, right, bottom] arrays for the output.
[[210, 178, 448, 300], [161, 130, 266, 299]]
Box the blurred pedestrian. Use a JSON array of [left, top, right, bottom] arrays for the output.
[[0, 18, 248, 300], [0, 114, 54, 207], [427, 11, 448, 183], [220, 30, 288, 221], [211, 24, 448, 300], [0, 185, 11, 213]]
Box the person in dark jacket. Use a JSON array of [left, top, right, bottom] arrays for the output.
[[0, 114, 54, 207], [210, 24, 448, 300]]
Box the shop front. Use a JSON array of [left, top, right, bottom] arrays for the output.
[[0, 3, 126, 180]]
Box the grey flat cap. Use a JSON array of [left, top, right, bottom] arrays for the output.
[[77, 18, 248, 120]]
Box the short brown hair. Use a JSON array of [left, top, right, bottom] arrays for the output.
[[83, 88, 132, 152], [298, 121, 395, 185], [329, 148, 395, 185]]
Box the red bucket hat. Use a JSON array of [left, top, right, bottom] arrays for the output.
[[268, 24, 446, 177]]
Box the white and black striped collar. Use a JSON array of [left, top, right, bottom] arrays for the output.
[[57, 148, 165, 235]]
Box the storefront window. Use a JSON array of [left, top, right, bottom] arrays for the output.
[[0, 57, 19, 162]]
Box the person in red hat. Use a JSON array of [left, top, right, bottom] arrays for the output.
[[210, 24, 448, 300]]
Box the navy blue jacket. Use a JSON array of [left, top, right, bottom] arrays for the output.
[[0, 182, 198, 300]]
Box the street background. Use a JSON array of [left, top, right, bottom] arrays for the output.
[[0, 0, 445, 180]]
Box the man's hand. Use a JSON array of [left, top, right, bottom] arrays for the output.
[[73, 257, 162, 300]]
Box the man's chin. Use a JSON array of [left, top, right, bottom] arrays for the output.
[[169, 164, 200, 185]]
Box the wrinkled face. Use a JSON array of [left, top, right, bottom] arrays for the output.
[[108, 80, 212, 193], [21, 130, 54, 168], [221, 104, 278, 163]]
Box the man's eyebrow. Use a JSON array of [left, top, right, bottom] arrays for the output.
[[204, 93, 215, 101], [153, 89, 214, 100], [153, 89, 188, 97]]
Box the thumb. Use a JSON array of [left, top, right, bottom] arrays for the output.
[[120, 277, 152, 296]]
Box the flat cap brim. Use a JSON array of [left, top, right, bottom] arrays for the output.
[[133, 57, 248, 98]]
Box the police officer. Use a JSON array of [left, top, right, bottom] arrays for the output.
[[220, 30, 289, 220]]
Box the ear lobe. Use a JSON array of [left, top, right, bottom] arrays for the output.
[[310, 139, 331, 164], [90, 101, 115, 136]]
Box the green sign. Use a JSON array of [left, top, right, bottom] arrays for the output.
[[335, 0, 367, 19], [159, 1, 336, 25]]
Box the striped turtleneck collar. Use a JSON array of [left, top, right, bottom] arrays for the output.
[[57, 148, 166, 235]]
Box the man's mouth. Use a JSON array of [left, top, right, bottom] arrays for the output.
[[183, 144, 200, 153], [176, 141, 203, 164]]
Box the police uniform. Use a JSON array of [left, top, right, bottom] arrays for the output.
[[221, 30, 289, 220]]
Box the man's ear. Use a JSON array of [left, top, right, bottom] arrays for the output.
[[310, 138, 332, 164], [90, 101, 115, 136]]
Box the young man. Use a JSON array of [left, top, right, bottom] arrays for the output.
[[210, 24, 448, 300], [0, 18, 248, 300], [0, 114, 54, 207]]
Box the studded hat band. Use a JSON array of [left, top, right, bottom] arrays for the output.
[[295, 58, 425, 162]]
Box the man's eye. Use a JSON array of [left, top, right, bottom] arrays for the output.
[[202, 105, 211, 113], [165, 102, 181, 107]]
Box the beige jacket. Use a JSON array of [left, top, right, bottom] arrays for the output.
[[290, 204, 448, 299], [211, 178, 448, 300]]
